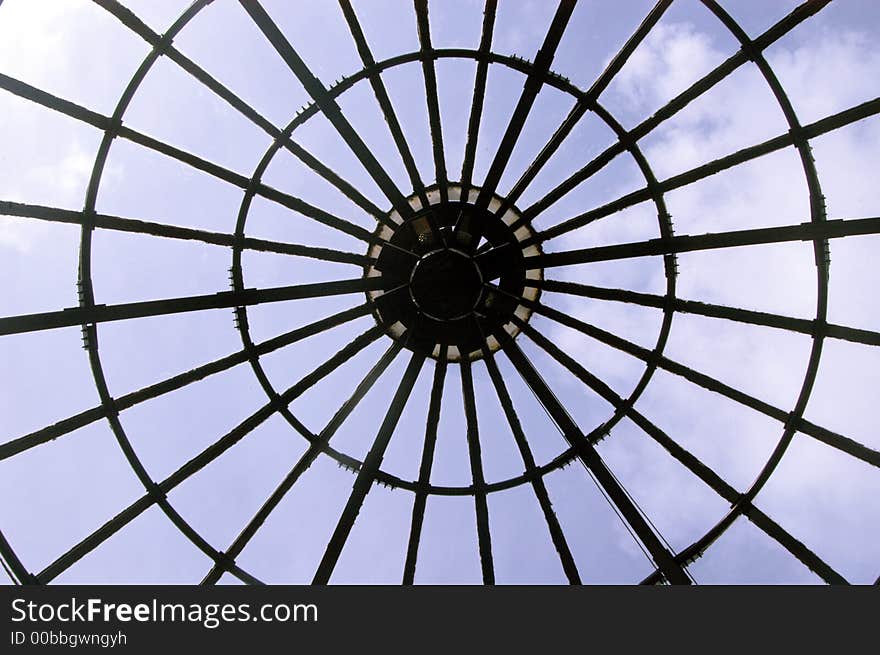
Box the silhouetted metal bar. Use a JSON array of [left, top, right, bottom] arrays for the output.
[[57, 0, 256, 587], [123, 126, 378, 242], [525, 318, 848, 584], [536, 279, 880, 347], [339, 0, 429, 207], [460, 0, 497, 194], [520, 297, 880, 469], [474, 0, 576, 208], [202, 341, 404, 584], [0, 304, 371, 460], [517, 0, 828, 224], [260, 181, 381, 243], [0, 72, 383, 244], [501, 340, 690, 584], [313, 351, 426, 584], [642, 501, 848, 585], [745, 507, 847, 584], [460, 360, 495, 584], [414, 0, 449, 203], [517, 316, 731, 492], [93, 0, 386, 222], [529, 217, 880, 269], [37, 326, 383, 583], [501, 0, 671, 218], [0, 71, 107, 128], [0, 529, 34, 585], [532, 98, 880, 241], [0, 200, 372, 266], [239, 0, 413, 219], [0, 277, 384, 337], [514, 316, 842, 584], [403, 348, 448, 584], [482, 350, 581, 584]]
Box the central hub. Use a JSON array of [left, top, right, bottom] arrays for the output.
[[364, 184, 543, 361], [410, 249, 483, 321]]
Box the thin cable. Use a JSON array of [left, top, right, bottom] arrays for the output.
[[603, 459, 697, 584], [514, 357, 657, 571], [0, 555, 20, 585]]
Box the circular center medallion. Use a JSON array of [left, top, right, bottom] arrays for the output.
[[409, 248, 483, 321], [363, 184, 543, 361]]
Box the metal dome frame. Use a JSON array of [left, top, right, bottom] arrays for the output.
[[0, 0, 878, 585]]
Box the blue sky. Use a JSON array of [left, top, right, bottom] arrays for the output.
[[0, 0, 878, 584]]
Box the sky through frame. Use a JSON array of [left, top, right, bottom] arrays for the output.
[[0, 0, 878, 585]]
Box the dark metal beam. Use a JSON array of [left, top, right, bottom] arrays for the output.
[[414, 0, 449, 203], [481, 349, 581, 584], [0, 304, 371, 460], [460, 0, 497, 194], [501, 0, 671, 216], [474, 0, 577, 208], [517, 315, 848, 585], [313, 351, 426, 584], [0, 72, 381, 244], [514, 294, 880, 469], [529, 217, 880, 269], [0, 200, 372, 266], [0, 71, 107, 129], [338, 0, 429, 207], [403, 348, 448, 584], [535, 279, 880, 347], [460, 360, 495, 584], [202, 340, 404, 584], [518, 0, 834, 225], [238, 0, 413, 219], [94, 0, 387, 222], [37, 326, 384, 583], [532, 98, 880, 241], [501, 339, 691, 584], [0, 277, 385, 337]]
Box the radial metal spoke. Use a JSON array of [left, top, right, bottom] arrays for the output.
[[0, 529, 34, 584], [0, 0, 864, 589], [0, 304, 371, 461], [122, 127, 379, 242], [202, 340, 405, 584], [238, 0, 413, 219], [500, 338, 691, 584], [531, 97, 880, 242], [745, 506, 847, 584], [414, 0, 450, 203], [339, 0, 429, 207], [475, 0, 576, 209], [642, 502, 848, 585], [460, 359, 495, 584], [500, 0, 672, 217], [37, 326, 384, 583], [0, 200, 373, 266], [313, 350, 426, 584], [518, 0, 833, 225], [0, 277, 385, 337], [0, 71, 107, 129], [481, 348, 581, 584], [529, 216, 880, 269], [93, 0, 386, 222], [0, 71, 383, 244], [515, 316, 848, 584], [403, 347, 448, 584], [536, 279, 880, 348], [460, 0, 497, 194], [515, 294, 880, 469]]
